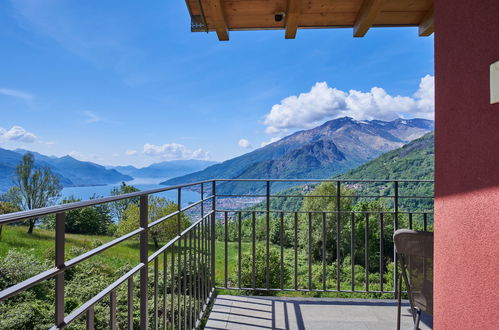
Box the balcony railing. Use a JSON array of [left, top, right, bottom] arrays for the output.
[[0, 179, 433, 329]]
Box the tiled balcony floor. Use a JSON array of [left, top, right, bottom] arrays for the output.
[[205, 295, 432, 330]]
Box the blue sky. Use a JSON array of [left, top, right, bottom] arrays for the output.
[[0, 0, 434, 167]]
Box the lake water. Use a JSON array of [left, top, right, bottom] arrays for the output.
[[61, 178, 201, 207]]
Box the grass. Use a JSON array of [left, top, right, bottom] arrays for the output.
[[0, 225, 146, 269], [0, 225, 250, 275]]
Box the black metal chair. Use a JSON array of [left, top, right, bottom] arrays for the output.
[[394, 229, 433, 330]]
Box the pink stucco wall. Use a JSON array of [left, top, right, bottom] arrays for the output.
[[434, 0, 499, 328]]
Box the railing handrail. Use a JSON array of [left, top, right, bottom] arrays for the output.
[[213, 178, 434, 183], [0, 179, 213, 224], [0, 178, 434, 224]]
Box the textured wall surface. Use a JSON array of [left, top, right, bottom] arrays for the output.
[[434, 0, 499, 328]]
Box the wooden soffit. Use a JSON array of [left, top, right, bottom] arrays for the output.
[[185, 0, 434, 41]]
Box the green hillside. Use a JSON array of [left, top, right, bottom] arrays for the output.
[[337, 131, 434, 181], [250, 132, 434, 212]]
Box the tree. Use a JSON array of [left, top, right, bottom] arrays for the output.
[[300, 182, 353, 262], [7, 153, 62, 234], [0, 201, 19, 239], [110, 182, 140, 221], [41, 195, 114, 235], [116, 197, 190, 248]]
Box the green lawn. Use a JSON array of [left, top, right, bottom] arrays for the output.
[[0, 225, 251, 279]]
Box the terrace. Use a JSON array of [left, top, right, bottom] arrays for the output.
[[1, 0, 498, 329], [0, 179, 434, 329]]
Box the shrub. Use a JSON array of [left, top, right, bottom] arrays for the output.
[[239, 245, 289, 295]]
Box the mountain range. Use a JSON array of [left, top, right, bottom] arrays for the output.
[[260, 131, 434, 212], [0, 117, 433, 194], [161, 117, 434, 194], [0, 149, 132, 192], [108, 160, 217, 179], [0, 148, 218, 193]]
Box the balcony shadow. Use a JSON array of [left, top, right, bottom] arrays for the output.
[[206, 295, 433, 330]]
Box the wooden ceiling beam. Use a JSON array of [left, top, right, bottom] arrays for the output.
[[207, 0, 229, 41], [285, 0, 301, 39], [353, 0, 384, 37], [419, 6, 434, 36]]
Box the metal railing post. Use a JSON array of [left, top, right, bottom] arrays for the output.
[[55, 212, 65, 328], [336, 181, 341, 291], [211, 180, 216, 289], [139, 195, 149, 329], [201, 183, 204, 218], [394, 181, 399, 298], [177, 187, 182, 234], [266, 180, 270, 289]]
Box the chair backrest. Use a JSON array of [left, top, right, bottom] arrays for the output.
[[394, 229, 434, 316]]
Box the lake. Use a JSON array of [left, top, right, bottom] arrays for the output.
[[61, 178, 201, 207]]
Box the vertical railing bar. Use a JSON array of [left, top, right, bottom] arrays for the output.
[[139, 195, 149, 330], [183, 234, 187, 330], [294, 212, 298, 291], [365, 213, 370, 292], [86, 306, 94, 330], [336, 181, 341, 291], [211, 180, 216, 294], [127, 276, 133, 330], [351, 212, 355, 291], [252, 211, 256, 289], [110, 290, 117, 330], [203, 217, 207, 305], [198, 222, 202, 318], [198, 221, 202, 323], [171, 242, 175, 330], [393, 181, 399, 298], [207, 215, 211, 301], [238, 212, 242, 289], [154, 257, 159, 330], [409, 213, 413, 229], [200, 218, 205, 307], [266, 181, 270, 289], [280, 212, 284, 290], [177, 236, 182, 330], [177, 187, 183, 330], [209, 213, 213, 295], [424, 213, 428, 231], [188, 231, 192, 330], [224, 211, 228, 288], [55, 212, 65, 328], [201, 183, 204, 218], [198, 223, 201, 320], [308, 212, 312, 290], [204, 217, 208, 323], [163, 251, 167, 330], [193, 224, 198, 327], [178, 187, 182, 234], [211, 212, 214, 292], [322, 212, 326, 291], [380, 212, 384, 292]]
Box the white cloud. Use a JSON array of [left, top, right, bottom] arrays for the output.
[[263, 75, 434, 135], [143, 143, 209, 160], [69, 151, 82, 159], [260, 137, 281, 147], [0, 88, 33, 100], [0, 126, 37, 143], [125, 149, 137, 156], [238, 139, 252, 149], [83, 111, 102, 123]]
